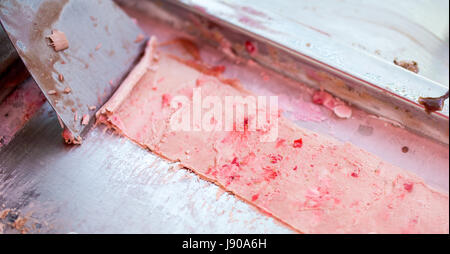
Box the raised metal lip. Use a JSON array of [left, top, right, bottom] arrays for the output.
[[172, 0, 449, 120]]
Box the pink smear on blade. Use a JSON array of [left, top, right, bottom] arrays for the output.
[[97, 38, 449, 234], [0, 80, 46, 148]]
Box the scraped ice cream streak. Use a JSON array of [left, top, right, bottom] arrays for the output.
[[97, 37, 449, 234]]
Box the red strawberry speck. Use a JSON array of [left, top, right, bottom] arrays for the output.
[[293, 166, 298, 171], [293, 138, 303, 148], [245, 40, 256, 54], [251, 194, 259, 201], [231, 157, 240, 167], [404, 182, 413, 192], [351, 172, 359, 178]]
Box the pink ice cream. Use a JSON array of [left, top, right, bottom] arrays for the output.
[[312, 90, 352, 118], [97, 37, 449, 234]]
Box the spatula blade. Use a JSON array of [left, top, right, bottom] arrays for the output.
[[0, 0, 146, 140]]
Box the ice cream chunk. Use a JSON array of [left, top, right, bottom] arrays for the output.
[[97, 37, 449, 234]]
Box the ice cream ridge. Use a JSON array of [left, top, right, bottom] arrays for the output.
[[96, 37, 449, 234]]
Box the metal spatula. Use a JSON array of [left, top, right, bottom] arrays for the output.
[[0, 0, 146, 140]]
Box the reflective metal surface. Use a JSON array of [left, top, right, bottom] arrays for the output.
[[0, 25, 17, 75], [215, 0, 449, 87], [0, 0, 146, 138], [166, 0, 448, 145]]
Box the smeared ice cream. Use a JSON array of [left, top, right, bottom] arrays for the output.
[[312, 90, 352, 119]]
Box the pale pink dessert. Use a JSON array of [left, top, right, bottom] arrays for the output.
[[97, 37, 449, 234]]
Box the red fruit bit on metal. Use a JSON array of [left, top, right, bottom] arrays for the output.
[[245, 40, 256, 54], [293, 138, 303, 148], [251, 194, 259, 202], [404, 182, 414, 192]]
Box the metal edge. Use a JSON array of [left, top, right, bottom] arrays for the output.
[[139, 0, 449, 145]]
